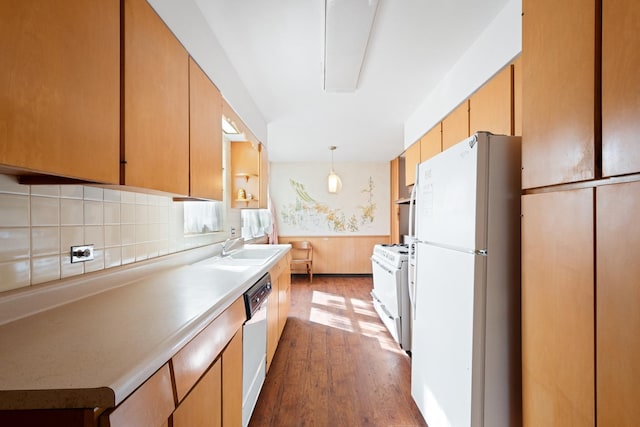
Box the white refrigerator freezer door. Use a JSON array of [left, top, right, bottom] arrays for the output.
[[416, 135, 488, 251], [411, 243, 485, 427]]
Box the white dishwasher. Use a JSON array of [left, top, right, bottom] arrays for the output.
[[242, 273, 272, 427]]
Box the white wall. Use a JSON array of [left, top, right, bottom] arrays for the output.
[[147, 0, 268, 144], [404, 0, 522, 147]]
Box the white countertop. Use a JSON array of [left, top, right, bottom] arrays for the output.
[[0, 244, 290, 410]]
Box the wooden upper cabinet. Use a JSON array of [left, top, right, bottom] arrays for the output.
[[602, 0, 640, 177], [259, 143, 269, 208], [123, 0, 189, 195], [470, 65, 512, 137], [596, 181, 640, 426], [404, 141, 421, 186], [231, 141, 261, 208], [0, 0, 120, 183], [521, 189, 595, 426], [420, 124, 442, 162], [189, 58, 223, 200], [513, 56, 522, 136], [231, 141, 260, 176], [442, 100, 469, 151], [522, 0, 596, 189]]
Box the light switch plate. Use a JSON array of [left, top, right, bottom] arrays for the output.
[[70, 245, 94, 263]]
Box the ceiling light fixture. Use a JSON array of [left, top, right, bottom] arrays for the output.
[[323, 0, 379, 92], [327, 145, 342, 193]]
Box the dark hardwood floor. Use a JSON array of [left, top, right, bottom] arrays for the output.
[[249, 274, 427, 427]]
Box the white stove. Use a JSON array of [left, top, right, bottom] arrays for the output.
[[372, 244, 409, 268], [371, 243, 411, 351]]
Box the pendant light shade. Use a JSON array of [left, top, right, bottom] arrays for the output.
[[327, 146, 342, 193]]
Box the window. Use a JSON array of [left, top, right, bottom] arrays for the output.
[[183, 201, 223, 234]]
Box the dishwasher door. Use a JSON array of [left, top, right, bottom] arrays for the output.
[[242, 297, 268, 427]]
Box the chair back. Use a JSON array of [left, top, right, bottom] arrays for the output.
[[291, 241, 312, 261]]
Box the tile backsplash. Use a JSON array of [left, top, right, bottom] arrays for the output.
[[0, 175, 227, 293]]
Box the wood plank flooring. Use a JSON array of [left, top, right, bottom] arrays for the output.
[[249, 275, 427, 427]]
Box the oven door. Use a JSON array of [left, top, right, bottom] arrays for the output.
[[371, 255, 402, 345]]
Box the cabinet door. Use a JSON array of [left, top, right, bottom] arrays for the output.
[[231, 141, 260, 208], [278, 255, 292, 337], [602, 0, 640, 177], [442, 100, 469, 151], [513, 56, 522, 136], [420, 124, 442, 162], [172, 359, 222, 427], [103, 363, 174, 427], [404, 141, 421, 186], [390, 158, 400, 244], [189, 58, 223, 200], [522, 0, 596, 189], [266, 269, 280, 371], [470, 65, 512, 136], [521, 189, 594, 426], [259, 143, 269, 208], [0, 0, 119, 183], [596, 181, 640, 426], [123, 0, 189, 195], [222, 330, 243, 427]]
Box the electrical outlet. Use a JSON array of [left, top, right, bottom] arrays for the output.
[[230, 227, 237, 237], [71, 245, 94, 263]]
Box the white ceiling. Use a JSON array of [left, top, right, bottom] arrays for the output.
[[193, 0, 511, 163]]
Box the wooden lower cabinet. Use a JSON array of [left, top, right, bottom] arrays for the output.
[[278, 256, 292, 338], [596, 181, 640, 426], [101, 364, 174, 427], [279, 236, 388, 274], [266, 274, 280, 372], [172, 359, 222, 427], [521, 189, 594, 426], [267, 253, 292, 371], [101, 299, 245, 427], [222, 330, 243, 427]]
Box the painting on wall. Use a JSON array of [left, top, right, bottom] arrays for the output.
[[270, 162, 390, 236]]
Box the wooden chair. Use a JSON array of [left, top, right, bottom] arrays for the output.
[[290, 241, 313, 283]]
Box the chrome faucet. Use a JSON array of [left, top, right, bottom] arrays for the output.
[[221, 237, 244, 256]]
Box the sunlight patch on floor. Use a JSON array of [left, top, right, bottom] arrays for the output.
[[350, 297, 378, 318], [309, 306, 354, 332], [311, 290, 347, 310], [307, 290, 406, 353]]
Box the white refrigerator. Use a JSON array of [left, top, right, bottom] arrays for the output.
[[409, 132, 522, 427]]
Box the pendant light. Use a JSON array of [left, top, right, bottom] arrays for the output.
[[327, 145, 342, 193]]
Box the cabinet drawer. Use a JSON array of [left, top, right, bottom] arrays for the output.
[[172, 298, 245, 402], [100, 363, 174, 427]]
